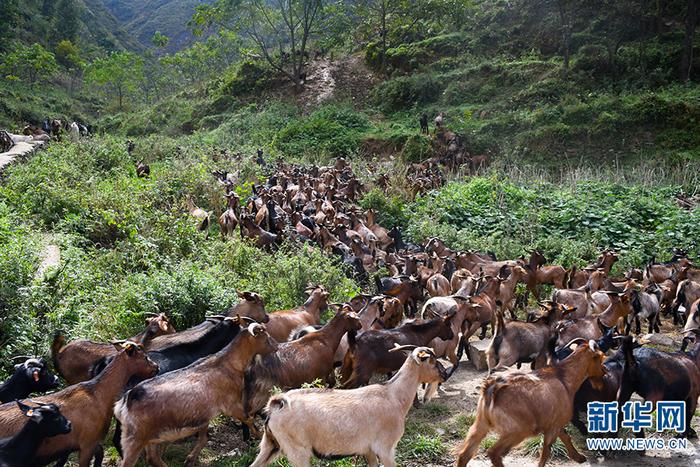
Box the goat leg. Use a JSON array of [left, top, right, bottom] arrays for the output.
[[184, 425, 209, 466], [92, 445, 104, 467], [558, 428, 586, 463], [145, 445, 168, 467], [486, 432, 523, 467]]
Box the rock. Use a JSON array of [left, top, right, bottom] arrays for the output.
[[468, 339, 490, 371], [642, 333, 675, 347]]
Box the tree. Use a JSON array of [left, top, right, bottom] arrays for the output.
[[152, 31, 170, 49], [55, 39, 82, 69], [53, 0, 81, 43], [191, 0, 326, 86], [85, 52, 144, 109], [679, 0, 699, 81], [354, 0, 473, 73], [1, 43, 58, 85]]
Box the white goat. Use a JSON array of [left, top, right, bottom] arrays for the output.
[[250, 345, 447, 467]]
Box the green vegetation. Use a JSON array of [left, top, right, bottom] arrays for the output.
[[0, 138, 357, 371], [2, 0, 700, 465]]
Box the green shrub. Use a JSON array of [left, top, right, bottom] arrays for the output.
[[274, 105, 371, 159], [373, 74, 444, 112]]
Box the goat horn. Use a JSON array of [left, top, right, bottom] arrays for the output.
[[389, 344, 418, 353], [11, 355, 36, 362], [560, 338, 587, 349], [682, 327, 700, 334], [206, 315, 226, 319], [612, 335, 626, 340], [239, 316, 257, 323]]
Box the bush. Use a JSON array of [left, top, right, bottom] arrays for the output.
[[274, 105, 371, 159], [373, 74, 444, 112]]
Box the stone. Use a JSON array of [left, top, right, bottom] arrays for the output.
[[468, 339, 490, 371], [642, 333, 675, 347]]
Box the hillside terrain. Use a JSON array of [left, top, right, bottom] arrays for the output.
[[1, 1, 700, 466], [103, 0, 213, 52]]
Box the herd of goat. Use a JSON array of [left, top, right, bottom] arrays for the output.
[[3, 149, 700, 467]]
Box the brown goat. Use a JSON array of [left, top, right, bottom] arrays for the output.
[[265, 285, 330, 342], [426, 273, 451, 297], [51, 314, 173, 384], [456, 340, 606, 467], [244, 310, 362, 418], [555, 292, 633, 346], [486, 305, 557, 374], [0, 343, 158, 467], [115, 323, 277, 467], [218, 192, 239, 238], [340, 312, 455, 388]]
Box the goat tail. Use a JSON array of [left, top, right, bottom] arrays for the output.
[[567, 266, 577, 288], [494, 308, 506, 337], [199, 215, 210, 232], [51, 330, 65, 371], [267, 394, 289, 413], [562, 268, 571, 289]]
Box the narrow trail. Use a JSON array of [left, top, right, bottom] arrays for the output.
[[34, 241, 60, 280], [299, 59, 338, 114]]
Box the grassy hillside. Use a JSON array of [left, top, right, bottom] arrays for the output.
[[103, 0, 212, 51]]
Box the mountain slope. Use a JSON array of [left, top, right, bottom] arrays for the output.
[[102, 0, 212, 52]]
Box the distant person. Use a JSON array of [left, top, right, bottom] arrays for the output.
[[256, 148, 266, 166], [42, 117, 50, 134], [420, 113, 429, 134]]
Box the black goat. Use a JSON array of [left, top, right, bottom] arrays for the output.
[[0, 401, 72, 467], [0, 359, 59, 403]]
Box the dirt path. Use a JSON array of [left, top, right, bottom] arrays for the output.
[[35, 243, 60, 280], [299, 59, 338, 113], [423, 345, 700, 466]]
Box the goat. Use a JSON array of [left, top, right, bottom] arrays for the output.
[[219, 191, 240, 237], [250, 345, 446, 467], [0, 342, 157, 467], [0, 359, 59, 403], [617, 332, 700, 438], [426, 273, 451, 297], [376, 275, 423, 317], [486, 305, 557, 374], [568, 336, 634, 434], [240, 214, 279, 248], [186, 196, 211, 237], [265, 285, 329, 342], [628, 284, 661, 334], [554, 292, 633, 346], [340, 312, 455, 388], [332, 297, 400, 365], [672, 279, 700, 324], [497, 265, 528, 319], [115, 323, 277, 467], [0, 401, 72, 467], [244, 310, 363, 418], [51, 313, 174, 384], [134, 160, 150, 178], [456, 340, 606, 467], [681, 299, 700, 351]]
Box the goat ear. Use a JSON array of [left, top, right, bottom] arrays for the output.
[[111, 340, 127, 351], [16, 400, 34, 417]]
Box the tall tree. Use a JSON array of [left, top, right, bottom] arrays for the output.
[[53, 0, 80, 43], [191, 0, 326, 86], [1, 43, 58, 86], [679, 0, 699, 81], [85, 52, 144, 109]]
